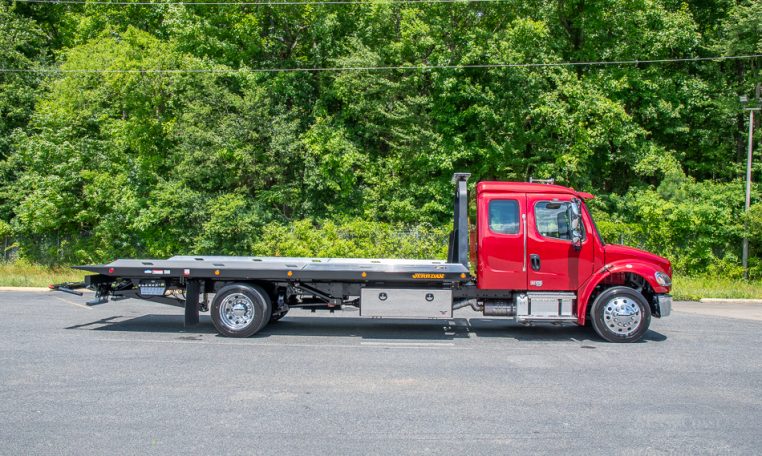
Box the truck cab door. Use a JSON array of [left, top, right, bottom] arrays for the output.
[[525, 194, 595, 291], [476, 193, 527, 290]]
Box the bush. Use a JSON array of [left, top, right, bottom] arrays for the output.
[[591, 178, 760, 278], [251, 219, 449, 259]]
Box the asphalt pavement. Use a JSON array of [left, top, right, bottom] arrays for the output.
[[1, 291, 761, 455]]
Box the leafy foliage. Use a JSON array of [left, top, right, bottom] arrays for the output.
[[0, 0, 760, 276], [593, 175, 759, 277]]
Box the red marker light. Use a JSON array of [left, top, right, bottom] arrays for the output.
[[108, 267, 115, 273]]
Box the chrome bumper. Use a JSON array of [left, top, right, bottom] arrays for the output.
[[655, 294, 671, 318]]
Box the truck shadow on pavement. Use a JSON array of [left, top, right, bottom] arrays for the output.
[[67, 314, 668, 343]]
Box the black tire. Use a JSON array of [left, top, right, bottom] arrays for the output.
[[270, 309, 289, 323], [590, 286, 651, 343], [211, 283, 272, 337]]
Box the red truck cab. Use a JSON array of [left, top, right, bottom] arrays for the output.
[[474, 181, 672, 341]]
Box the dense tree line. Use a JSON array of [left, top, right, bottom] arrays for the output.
[[0, 0, 760, 276]]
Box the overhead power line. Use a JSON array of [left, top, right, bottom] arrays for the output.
[[6, 0, 513, 5], [1, 54, 760, 74]]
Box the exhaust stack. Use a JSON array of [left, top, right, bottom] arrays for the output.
[[447, 173, 471, 270]]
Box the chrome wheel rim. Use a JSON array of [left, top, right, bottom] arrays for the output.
[[219, 293, 255, 330], [603, 297, 642, 336]]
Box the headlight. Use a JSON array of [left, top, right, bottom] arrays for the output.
[[654, 271, 672, 287]]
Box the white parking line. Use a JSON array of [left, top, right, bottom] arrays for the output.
[[53, 295, 93, 310], [78, 336, 466, 349], [360, 341, 455, 347]]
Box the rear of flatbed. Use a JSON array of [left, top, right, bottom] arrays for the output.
[[73, 255, 473, 336]]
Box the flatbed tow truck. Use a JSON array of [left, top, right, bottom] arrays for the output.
[[55, 173, 672, 342]]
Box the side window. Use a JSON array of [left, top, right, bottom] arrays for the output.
[[535, 201, 582, 241], [489, 200, 519, 234]]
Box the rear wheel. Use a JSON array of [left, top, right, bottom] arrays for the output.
[[211, 283, 271, 337], [590, 286, 651, 343]]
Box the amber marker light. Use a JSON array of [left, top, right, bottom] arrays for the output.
[[361, 272, 367, 278], [214, 270, 220, 276], [460, 273, 466, 279], [287, 271, 293, 277]]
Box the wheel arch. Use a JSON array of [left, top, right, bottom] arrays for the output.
[[212, 279, 279, 296], [577, 262, 669, 325]]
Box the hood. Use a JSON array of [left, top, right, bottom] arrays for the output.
[[604, 244, 672, 275]]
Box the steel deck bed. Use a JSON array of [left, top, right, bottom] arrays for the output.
[[75, 255, 471, 283]]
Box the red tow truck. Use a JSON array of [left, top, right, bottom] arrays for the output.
[[57, 173, 672, 343]]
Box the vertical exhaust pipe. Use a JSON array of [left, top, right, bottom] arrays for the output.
[[448, 173, 471, 270]]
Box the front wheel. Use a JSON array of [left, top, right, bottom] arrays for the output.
[[211, 283, 272, 337], [590, 286, 651, 343]]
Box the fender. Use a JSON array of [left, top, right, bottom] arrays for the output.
[[576, 260, 670, 325]]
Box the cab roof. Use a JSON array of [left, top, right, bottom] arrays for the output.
[[476, 181, 594, 200]]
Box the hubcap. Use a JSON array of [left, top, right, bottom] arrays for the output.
[[219, 293, 255, 330], [603, 297, 642, 336]]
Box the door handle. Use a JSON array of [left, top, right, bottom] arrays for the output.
[[530, 254, 540, 271]]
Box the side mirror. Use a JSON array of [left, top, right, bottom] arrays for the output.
[[569, 198, 583, 251]]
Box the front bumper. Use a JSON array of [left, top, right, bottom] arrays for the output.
[[654, 294, 671, 317]]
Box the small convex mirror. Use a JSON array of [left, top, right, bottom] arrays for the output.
[[569, 198, 583, 250]]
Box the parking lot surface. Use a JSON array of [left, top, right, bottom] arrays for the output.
[[1, 291, 761, 455]]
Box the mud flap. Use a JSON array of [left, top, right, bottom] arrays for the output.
[[184, 280, 200, 327]]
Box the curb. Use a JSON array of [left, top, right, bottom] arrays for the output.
[[0, 287, 52, 292], [0, 287, 93, 293], [699, 298, 762, 304]]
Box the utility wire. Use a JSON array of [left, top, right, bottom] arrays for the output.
[[1, 54, 760, 74], [8, 0, 512, 5]]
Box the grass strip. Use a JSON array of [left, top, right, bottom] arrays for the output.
[[0, 262, 86, 288], [671, 275, 762, 301]]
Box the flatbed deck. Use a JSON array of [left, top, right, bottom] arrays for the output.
[[75, 255, 470, 283]]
